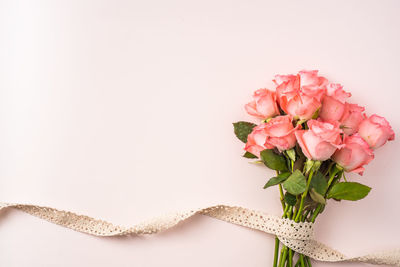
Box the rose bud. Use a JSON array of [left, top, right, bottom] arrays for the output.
[[358, 114, 395, 149], [340, 103, 366, 135], [245, 89, 280, 119], [295, 119, 344, 161], [332, 134, 374, 175], [263, 115, 300, 152], [319, 83, 351, 122]]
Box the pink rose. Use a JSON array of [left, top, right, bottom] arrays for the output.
[[358, 114, 395, 149], [244, 123, 270, 157], [280, 92, 321, 121], [273, 74, 297, 86], [274, 70, 327, 102], [274, 74, 300, 103], [244, 116, 298, 156], [263, 115, 299, 152], [245, 89, 280, 119], [325, 83, 352, 102], [295, 119, 343, 161], [297, 70, 328, 100], [332, 134, 374, 175], [319, 83, 351, 122], [340, 103, 365, 135], [274, 70, 327, 120]]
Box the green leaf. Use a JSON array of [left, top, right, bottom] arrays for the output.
[[233, 121, 257, 143], [243, 151, 257, 159], [282, 170, 307, 195], [310, 171, 328, 195], [327, 182, 371, 201], [286, 149, 296, 162], [284, 192, 297, 206], [260, 149, 288, 171], [263, 172, 291, 189], [309, 188, 326, 204]]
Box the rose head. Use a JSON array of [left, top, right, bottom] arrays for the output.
[[245, 89, 280, 119], [295, 119, 343, 161], [358, 114, 395, 149], [326, 83, 351, 102], [279, 92, 321, 121], [274, 70, 327, 120], [319, 83, 351, 122], [340, 103, 365, 135], [297, 70, 328, 99], [262, 115, 299, 152], [274, 74, 300, 103], [332, 134, 374, 175], [244, 123, 269, 157], [244, 115, 299, 156]]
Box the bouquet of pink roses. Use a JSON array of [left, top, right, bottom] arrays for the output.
[[233, 70, 394, 267]]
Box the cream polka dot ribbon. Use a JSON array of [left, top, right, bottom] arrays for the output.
[[0, 203, 398, 266]]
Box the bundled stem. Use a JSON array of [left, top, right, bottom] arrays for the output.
[[273, 162, 344, 267]]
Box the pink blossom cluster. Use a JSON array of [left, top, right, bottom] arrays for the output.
[[245, 70, 395, 175]]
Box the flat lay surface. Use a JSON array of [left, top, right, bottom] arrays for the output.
[[0, 0, 399, 266]]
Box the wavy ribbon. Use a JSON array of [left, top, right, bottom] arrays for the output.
[[0, 203, 398, 266]]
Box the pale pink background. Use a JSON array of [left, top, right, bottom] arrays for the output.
[[0, 0, 399, 266]]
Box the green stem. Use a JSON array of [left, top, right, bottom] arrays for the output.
[[274, 173, 286, 267], [277, 171, 286, 210], [307, 165, 342, 225], [283, 204, 289, 217], [273, 237, 280, 267], [306, 256, 312, 267], [294, 169, 314, 222], [289, 209, 313, 267], [288, 249, 293, 267], [310, 205, 322, 223], [291, 169, 316, 266], [279, 247, 288, 267], [308, 166, 341, 225], [302, 210, 310, 222], [327, 167, 339, 188], [296, 168, 340, 267], [299, 255, 306, 267], [277, 204, 292, 267], [285, 207, 298, 266], [279, 184, 285, 210], [278, 246, 286, 267], [293, 168, 340, 267], [300, 169, 341, 266], [288, 206, 293, 219]]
